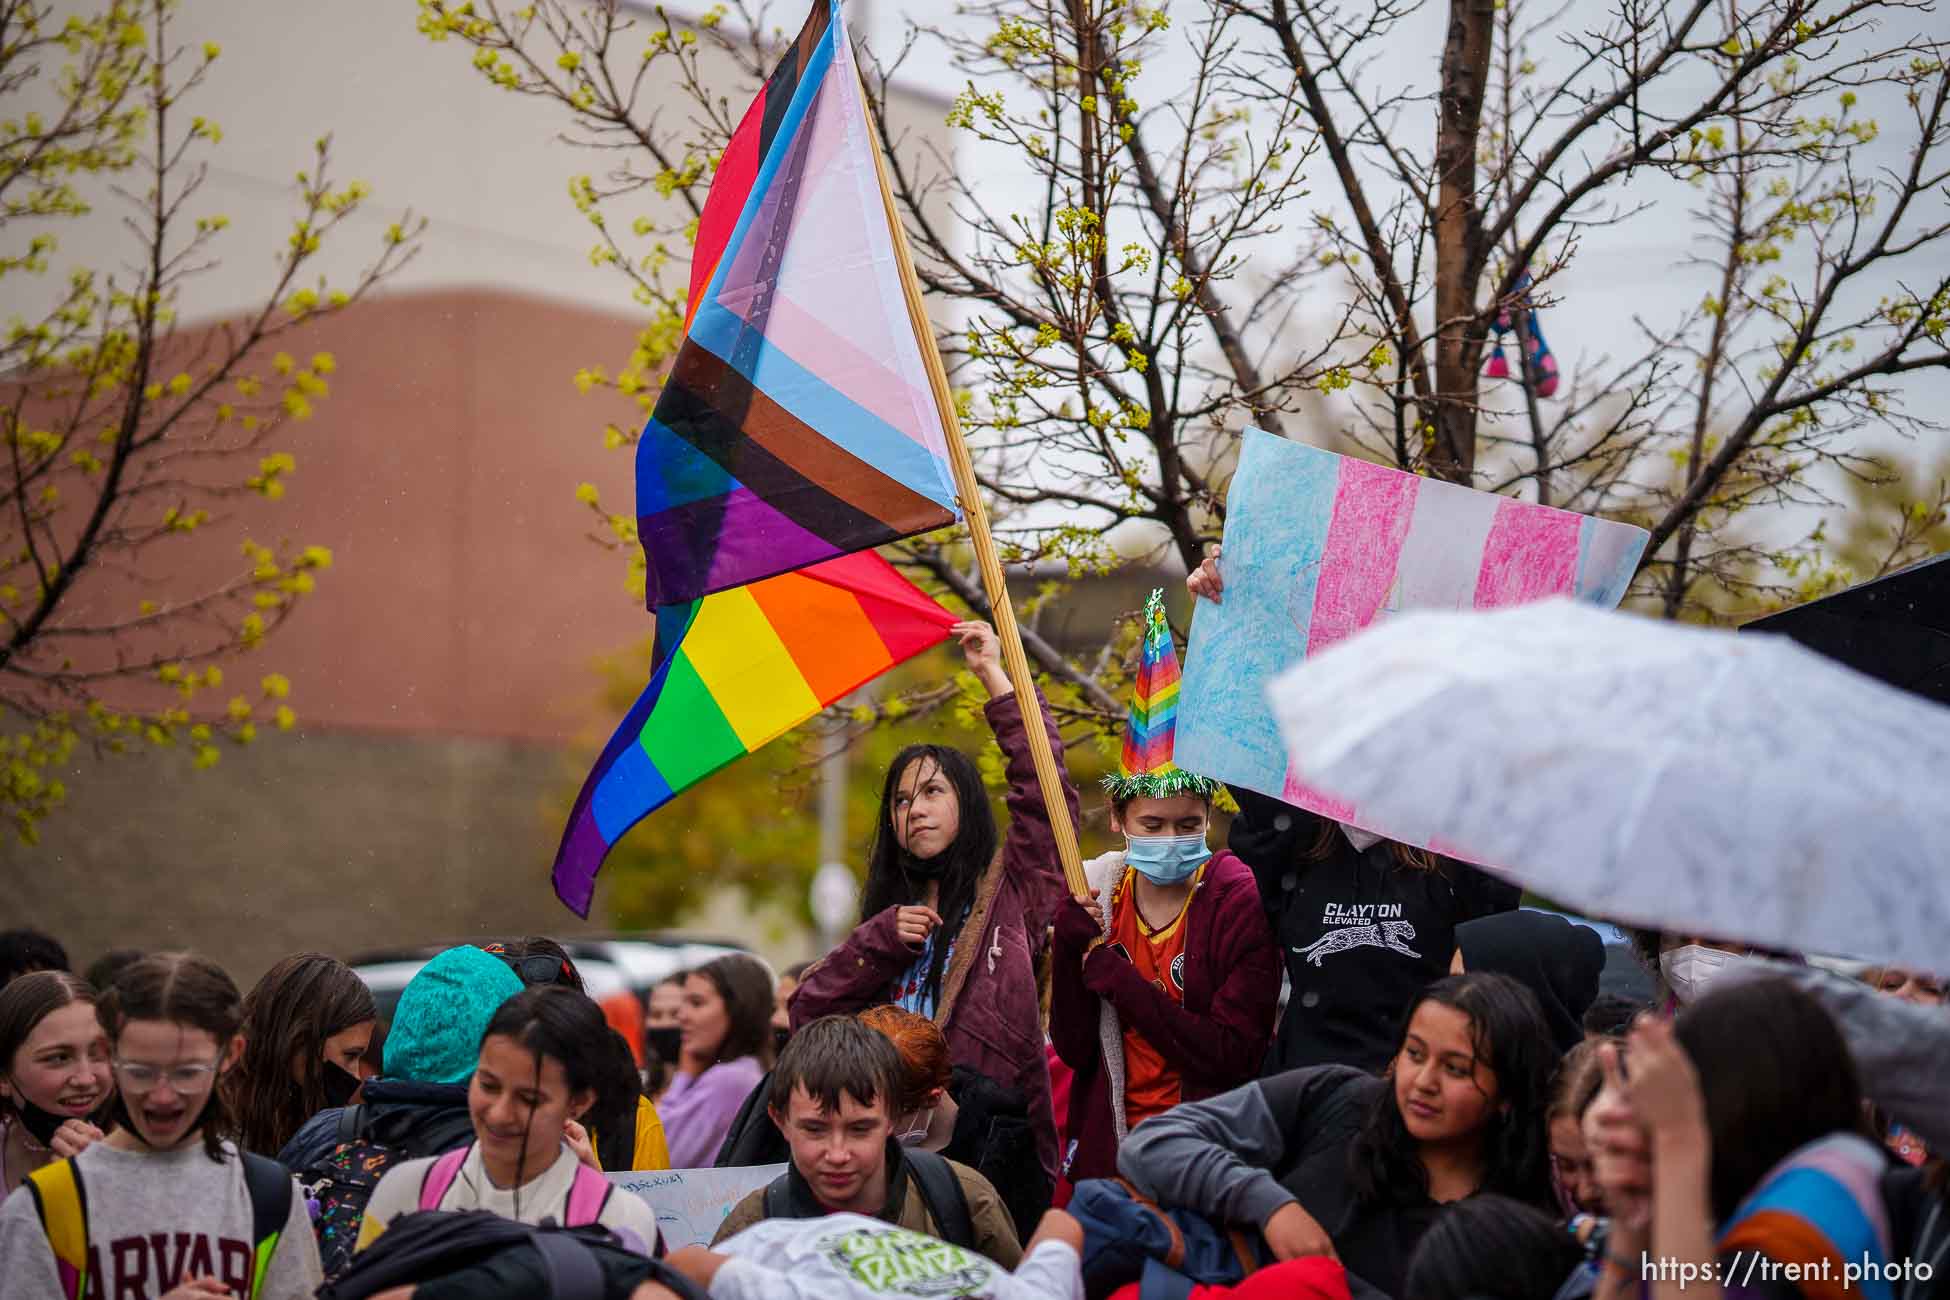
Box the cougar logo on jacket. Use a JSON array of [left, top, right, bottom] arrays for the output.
[[1294, 920, 1421, 966]]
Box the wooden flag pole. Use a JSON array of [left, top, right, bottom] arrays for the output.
[[858, 69, 1090, 901]]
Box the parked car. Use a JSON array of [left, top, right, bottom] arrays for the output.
[[562, 936, 763, 1004]]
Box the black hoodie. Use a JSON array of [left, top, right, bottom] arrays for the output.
[[1228, 786, 1522, 1074], [1455, 910, 1606, 1055], [276, 1078, 475, 1174]]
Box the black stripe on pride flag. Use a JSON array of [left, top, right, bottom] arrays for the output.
[[648, 354, 936, 565]]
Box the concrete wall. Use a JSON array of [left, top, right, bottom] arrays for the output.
[[1, 728, 586, 984]]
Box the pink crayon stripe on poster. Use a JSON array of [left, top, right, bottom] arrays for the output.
[[1474, 497, 1581, 608], [1307, 459, 1420, 655], [1281, 769, 1358, 823]]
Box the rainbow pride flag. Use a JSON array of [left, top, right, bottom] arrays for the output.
[[553, 552, 955, 915], [635, 0, 960, 608]]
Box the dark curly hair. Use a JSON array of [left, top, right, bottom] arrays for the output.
[[222, 953, 375, 1157], [1348, 971, 1556, 1210]]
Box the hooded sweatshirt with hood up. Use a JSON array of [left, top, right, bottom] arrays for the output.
[[1454, 910, 1605, 1056], [277, 945, 524, 1173]]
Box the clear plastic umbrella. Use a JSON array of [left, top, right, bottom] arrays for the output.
[[1268, 598, 1950, 975]]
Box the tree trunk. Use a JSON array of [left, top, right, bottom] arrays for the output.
[[1430, 0, 1496, 483]]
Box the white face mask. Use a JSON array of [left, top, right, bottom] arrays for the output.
[[894, 1106, 935, 1147], [1342, 824, 1383, 853], [1660, 943, 1749, 1004]]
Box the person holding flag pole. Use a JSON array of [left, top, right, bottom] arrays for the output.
[[549, 0, 1088, 1182], [784, 9, 1088, 1187]]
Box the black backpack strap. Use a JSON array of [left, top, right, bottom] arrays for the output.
[[762, 1172, 792, 1219], [904, 1150, 974, 1250], [530, 1228, 607, 1300], [240, 1152, 293, 1242], [335, 1103, 366, 1146], [238, 1152, 295, 1299]]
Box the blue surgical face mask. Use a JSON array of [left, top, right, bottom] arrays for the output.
[[1124, 832, 1213, 885]]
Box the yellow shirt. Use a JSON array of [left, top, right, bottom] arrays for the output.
[[590, 1095, 671, 1172]]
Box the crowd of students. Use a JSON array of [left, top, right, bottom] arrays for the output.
[[0, 590, 1946, 1299]]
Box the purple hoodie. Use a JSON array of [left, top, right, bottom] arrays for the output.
[[658, 1056, 765, 1168]]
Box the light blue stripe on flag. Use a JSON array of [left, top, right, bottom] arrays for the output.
[[696, 17, 836, 311], [1574, 512, 1646, 607], [688, 301, 957, 508], [1177, 429, 1340, 794]]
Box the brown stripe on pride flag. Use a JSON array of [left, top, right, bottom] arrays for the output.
[[667, 343, 954, 536]]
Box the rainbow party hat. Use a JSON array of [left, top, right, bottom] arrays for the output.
[[1102, 589, 1218, 801]]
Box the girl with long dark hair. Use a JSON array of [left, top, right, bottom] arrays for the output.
[[356, 984, 659, 1254], [658, 954, 775, 1168], [0, 972, 111, 1202], [1118, 971, 1557, 1298], [0, 952, 324, 1297], [223, 953, 376, 1158], [791, 621, 1080, 1182]]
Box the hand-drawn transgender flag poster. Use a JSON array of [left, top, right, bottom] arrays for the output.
[[1176, 428, 1648, 820]]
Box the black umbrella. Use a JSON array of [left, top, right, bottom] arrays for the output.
[[1740, 551, 1950, 704]]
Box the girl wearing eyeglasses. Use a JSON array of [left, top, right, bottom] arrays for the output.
[[0, 972, 112, 1203], [0, 951, 324, 1298]]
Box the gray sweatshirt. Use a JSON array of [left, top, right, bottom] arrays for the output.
[[1119, 1066, 1440, 1298], [0, 1138, 322, 1300], [1118, 1065, 1379, 1236]]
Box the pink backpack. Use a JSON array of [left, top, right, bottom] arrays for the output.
[[418, 1144, 613, 1226]]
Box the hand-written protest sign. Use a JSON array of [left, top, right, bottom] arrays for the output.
[[1177, 429, 1647, 825], [609, 1164, 786, 1250]]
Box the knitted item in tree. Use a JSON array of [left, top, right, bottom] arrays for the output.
[[1483, 270, 1562, 398]]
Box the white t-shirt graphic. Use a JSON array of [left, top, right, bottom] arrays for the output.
[[707, 1213, 1083, 1300]]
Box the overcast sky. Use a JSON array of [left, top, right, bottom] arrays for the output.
[[845, 0, 1949, 541]]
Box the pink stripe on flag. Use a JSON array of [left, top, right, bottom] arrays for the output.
[[1474, 497, 1581, 608], [1306, 459, 1420, 655], [1281, 770, 1358, 822]]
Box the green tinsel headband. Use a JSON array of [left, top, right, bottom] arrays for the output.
[[1101, 767, 1219, 802]]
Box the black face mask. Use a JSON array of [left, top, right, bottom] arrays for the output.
[[899, 851, 947, 880], [11, 1097, 72, 1148], [319, 1060, 362, 1111], [645, 1026, 683, 1066], [106, 1089, 213, 1152]]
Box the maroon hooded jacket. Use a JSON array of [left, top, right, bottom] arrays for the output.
[[789, 690, 1078, 1182], [1048, 848, 1280, 1185]]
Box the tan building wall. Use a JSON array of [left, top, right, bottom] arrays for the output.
[[0, 287, 652, 981]]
